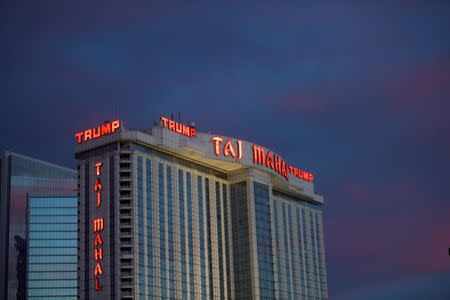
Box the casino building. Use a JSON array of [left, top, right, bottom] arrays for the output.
[[75, 117, 328, 300]]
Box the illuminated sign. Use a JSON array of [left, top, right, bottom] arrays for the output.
[[211, 137, 313, 182], [75, 120, 121, 143], [93, 162, 105, 292], [211, 137, 243, 160], [160, 116, 197, 138], [252, 145, 313, 182]]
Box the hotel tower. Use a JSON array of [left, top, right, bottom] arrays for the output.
[[75, 117, 328, 300]]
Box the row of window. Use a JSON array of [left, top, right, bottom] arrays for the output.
[[29, 215, 77, 223], [28, 272, 77, 280], [29, 223, 77, 231], [29, 231, 77, 239], [28, 263, 77, 272], [29, 239, 77, 247], [29, 255, 77, 263], [29, 247, 77, 255], [28, 279, 77, 288], [27, 288, 77, 297], [29, 207, 77, 216], [29, 198, 77, 208]]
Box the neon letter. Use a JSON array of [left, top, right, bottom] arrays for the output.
[[211, 137, 224, 156], [160, 116, 169, 128], [266, 152, 274, 169], [274, 155, 281, 173], [94, 247, 103, 261], [101, 123, 111, 135], [94, 233, 103, 246], [96, 192, 102, 208], [95, 277, 102, 291], [93, 126, 101, 139], [84, 129, 92, 141], [75, 132, 83, 143], [94, 262, 103, 276], [237, 140, 243, 160], [253, 145, 266, 165], [95, 162, 103, 176], [288, 165, 294, 175], [111, 120, 121, 132], [175, 123, 182, 133], [168, 120, 175, 130], [93, 218, 104, 232], [182, 125, 190, 136], [281, 161, 289, 181], [223, 140, 237, 157], [94, 179, 103, 191]]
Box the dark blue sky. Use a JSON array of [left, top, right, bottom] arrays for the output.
[[2, 1, 450, 298]]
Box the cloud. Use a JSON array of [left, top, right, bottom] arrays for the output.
[[340, 271, 450, 300], [276, 91, 329, 114], [386, 56, 450, 123], [326, 179, 450, 297]]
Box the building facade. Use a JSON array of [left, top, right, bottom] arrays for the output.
[[0, 152, 77, 300], [75, 118, 328, 300], [27, 196, 78, 299]]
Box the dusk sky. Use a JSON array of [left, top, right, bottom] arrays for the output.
[[2, 1, 450, 298]]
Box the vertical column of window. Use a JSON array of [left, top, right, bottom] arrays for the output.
[[109, 156, 116, 300], [302, 209, 312, 298], [310, 211, 319, 299], [273, 202, 282, 300], [291, 207, 301, 300], [297, 208, 307, 299], [215, 182, 224, 300], [158, 163, 166, 299], [282, 204, 292, 299], [187, 173, 195, 300], [316, 213, 327, 298], [137, 158, 145, 298], [84, 164, 90, 300], [146, 159, 153, 298], [230, 182, 252, 299], [288, 207, 297, 299], [167, 165, 175, 298], [205, 178, 213, 300], [223, 183, 232, 300], [253, 182, 275, 299], [309, 211, 318, 299], [197, 176, 206, 300], [179, 170, 187, 298], [314, 213, 325, 298]]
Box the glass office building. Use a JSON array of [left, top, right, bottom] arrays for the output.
[[27, 196, 78, 299], [0, 152, 77, 300], [76, 118, 328, 299]]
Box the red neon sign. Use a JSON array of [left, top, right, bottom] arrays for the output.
[[253, 145, 313, 182], [75, 120, 121, 143], [93, 162, 105, 292], [211, 137, 243, 160], [211, 136, 313, 182], [160, 116, 197, 138]]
